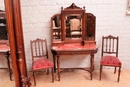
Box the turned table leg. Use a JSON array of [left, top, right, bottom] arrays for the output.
[[90, 53, 94, 80], [53, 55, 56, 73], [57, 55, 60, 81]]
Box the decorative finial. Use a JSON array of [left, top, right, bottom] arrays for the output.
[[83, 6, 85, 10], [61, 6, 63, 10]]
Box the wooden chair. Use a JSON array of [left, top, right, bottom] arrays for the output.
[[99, 35, 122, 82], [30, 38, 54, 86]]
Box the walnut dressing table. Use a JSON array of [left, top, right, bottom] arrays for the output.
[[51, 3, 98, 81]]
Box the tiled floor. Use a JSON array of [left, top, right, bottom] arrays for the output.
[[0, 69, 130, 87]]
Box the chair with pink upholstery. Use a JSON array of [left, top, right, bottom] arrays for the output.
[[30, 38, 54, 86], [99, 35, 122, 82]]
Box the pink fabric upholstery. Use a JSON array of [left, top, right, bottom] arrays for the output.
[[100, 56, 122, 66], [33, 58, 53, 70]]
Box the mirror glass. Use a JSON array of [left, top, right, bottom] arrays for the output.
[[0, 1, 8, 40], [52, 14, 61, 40], [85, 13, 95, 40], [65, 14, 82, 39]]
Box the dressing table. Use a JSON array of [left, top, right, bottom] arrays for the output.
[[51, 3, 98, 81]]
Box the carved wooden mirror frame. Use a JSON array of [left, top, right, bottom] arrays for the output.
[[51, 3, 91, 46], [60, 3, 86, 42], [51, 3, 96, 46], [4, 0, 30, 87]]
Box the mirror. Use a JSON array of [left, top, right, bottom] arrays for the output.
[[0, 1, 8, 41], [51, 3, 96, 45], [51, 14, 61, 40], [85, 13, 96, 40], [60, 3, 86, 41], [65, 14, 82, 39], [51, 14, 83, 40]]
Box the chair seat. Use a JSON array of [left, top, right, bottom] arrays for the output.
[[100, 56, 122, 66], [33, 58, 54, 70]]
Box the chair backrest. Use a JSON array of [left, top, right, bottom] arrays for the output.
[[70, 18, 81, 31], [30, 38, 48, 62], [101, 35, 119, 57]]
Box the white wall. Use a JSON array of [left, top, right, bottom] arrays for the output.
[[0, 0, 4, 10], [1, 0, 130, 71]]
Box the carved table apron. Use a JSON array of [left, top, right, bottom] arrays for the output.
[[51, 43, 98, 81]]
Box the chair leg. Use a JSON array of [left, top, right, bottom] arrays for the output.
[[47, 69, 49, 75], [114, 67, 116, 74], [117, 67, 121, 82], [33, 71, 36, 86], [51, 68, 54, 83], [90, 72, 92, 80], [99, 65, 102, 80]]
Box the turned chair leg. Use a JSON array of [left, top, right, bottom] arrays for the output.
[[47, 69, 49, 75], [117, 67, 121, 82], [52, 68, 54, 83], [90, 72, 92, 80], [99, 65, 102, 80], [114, 67, 116, 74], [33, 71, 36, 86]]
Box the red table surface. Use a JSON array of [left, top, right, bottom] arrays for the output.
[[52, 43, 97, 51], [0, 45, 10, 52]]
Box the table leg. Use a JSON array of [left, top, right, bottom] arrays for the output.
[[6, 51, 13, 81], [53, 54, 56, 73], [90, 54, 94, 80], [91, 54, 94, 71], [57, 55, 60, 81]]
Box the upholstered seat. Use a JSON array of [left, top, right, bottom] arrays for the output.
[[33, 58, 54, 70], [100, 56, 122, 66]]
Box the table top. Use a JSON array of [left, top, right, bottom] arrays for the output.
[[0, 44, 10, 52], [51, 43, 97, 51]]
